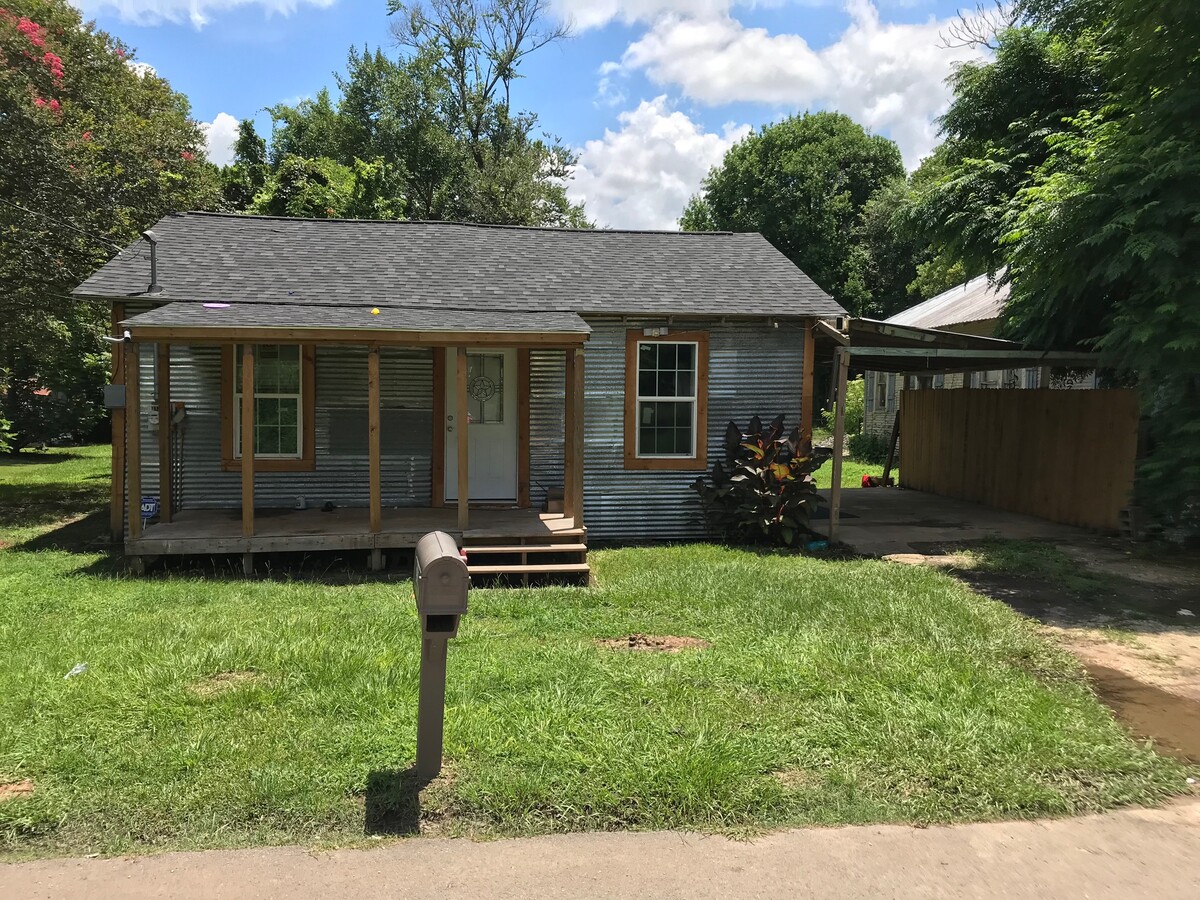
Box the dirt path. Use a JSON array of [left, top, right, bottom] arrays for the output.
[[4, 800, 1199, 899]]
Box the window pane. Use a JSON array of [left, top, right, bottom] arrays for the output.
[[467, 352, 504, 425], [677, 344, 695, 368], [638, 370, 657, 396], [677, 371, 695, 396], [639, 344, 657, 370], [278, 399, 298, 428], [277, 425, 298, 456], [657, 370, 677, 397], [658, 344, 677, 368], [638, 401, 693, 456]]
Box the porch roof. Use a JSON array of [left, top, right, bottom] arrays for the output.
[[120, 302, 591, 345]]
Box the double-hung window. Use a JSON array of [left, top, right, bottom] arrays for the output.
[[222, 344, 315, 471], [624, 330, 709, 470]]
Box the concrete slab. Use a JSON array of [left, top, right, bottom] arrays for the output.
[[821, 488, 1086, 557]]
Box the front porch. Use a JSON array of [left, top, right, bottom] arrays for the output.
[[130, 506, 588, 577], [115, 302, 590, 579]]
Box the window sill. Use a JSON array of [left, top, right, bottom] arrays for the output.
[[222, 458, 316, 473], [623, 455, 707, 472]]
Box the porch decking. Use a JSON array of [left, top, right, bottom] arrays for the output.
[[130, 507, 583, 557]]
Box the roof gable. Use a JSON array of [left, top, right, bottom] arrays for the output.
[[76, 212, 845, 319], [885, 273, 1008, 330]]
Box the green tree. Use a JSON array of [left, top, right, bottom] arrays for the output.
[[221, 119, 269, 209], [1000, 0, 1200, 532], [681, 112, 905, 313], [911, 25, 1102, 278], [0, 1, 221, 449]]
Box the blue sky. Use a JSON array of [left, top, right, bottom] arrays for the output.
[[73, 1, 985, 228]]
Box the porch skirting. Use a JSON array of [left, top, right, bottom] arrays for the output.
[[129, 507, 582, 557]]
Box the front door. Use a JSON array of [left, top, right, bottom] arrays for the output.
[[445, 348, 518, 503]]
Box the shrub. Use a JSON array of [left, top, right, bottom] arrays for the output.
[[848, 431, 891, 465], [820, 375, 864, 436], [690, 416, 829, 548], [0, 415, 12, 454]]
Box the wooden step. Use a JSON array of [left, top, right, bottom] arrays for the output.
[[464, 544, 588, 555], [468, 563, 591, 576]]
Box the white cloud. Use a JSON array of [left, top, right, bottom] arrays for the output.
[[613, 0, 987, 168], [569, 97, 750, 230], [71, 0, 336, 29], [200, 111, 239, 166], [125, 60, 157, 78]]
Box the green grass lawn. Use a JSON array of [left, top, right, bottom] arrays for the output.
[[0, 447, 1190, 858], [811, 457, 892, 490]]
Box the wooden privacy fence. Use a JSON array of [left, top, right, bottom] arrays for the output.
[[899, 389, 1138, 530]]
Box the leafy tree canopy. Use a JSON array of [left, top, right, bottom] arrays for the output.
[[0, 0, 221, 449], [681, 112, 907, 316], [226, 1, 588, 228]]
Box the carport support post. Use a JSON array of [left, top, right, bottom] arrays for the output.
[[156, 343, 172, 524], [241, 343, 256, 542], [417, 634, 449, 782], [828, 347, 849, 544]]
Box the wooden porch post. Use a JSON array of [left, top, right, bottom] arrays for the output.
[[156, 343, 173, 524], [125, 342, 142, 542], [110, 303, 126, 543], [800, 318, 816, 448], [368, 346, 382, 535], [564, 347, 585, 524], [456, 347, 469, 531], [828, 347, 849, 544], [241, 343, 255, 538]]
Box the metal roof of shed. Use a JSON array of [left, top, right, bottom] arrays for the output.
[[886, 273, 1008, 330]]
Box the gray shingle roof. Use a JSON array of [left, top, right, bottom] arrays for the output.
[[121, 302, 590, 335], [885, 273, 1008, 330], [76, 212, 844, 319]]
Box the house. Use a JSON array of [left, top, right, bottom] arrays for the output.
[[860, 273, 1097, 441], [76, 212, 845, 577]]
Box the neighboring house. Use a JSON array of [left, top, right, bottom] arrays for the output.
[[76, 212, 845, 576], [861, 274, 1095, 441]]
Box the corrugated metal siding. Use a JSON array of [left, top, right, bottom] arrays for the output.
[[581, 317, 804, 542], [528, 349, 565, 509], [131, 342, 433, 531]]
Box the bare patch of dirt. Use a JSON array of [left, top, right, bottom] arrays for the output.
[[0, 779, 34, 801], [189, 670, 265, 697], [772, 768, 819, 791], [1084, 664, 1200, 764], [598, 634, 711, 653]]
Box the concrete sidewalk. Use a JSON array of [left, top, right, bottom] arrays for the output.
[[5, 799, 1199, 899]]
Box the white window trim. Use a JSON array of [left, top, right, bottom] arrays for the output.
[[233, 344, 305, 460], [634, 339, 699, 459]]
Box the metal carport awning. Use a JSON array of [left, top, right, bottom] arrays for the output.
[[822, 317, 1107, 544], [843, 318, 1101, 374]]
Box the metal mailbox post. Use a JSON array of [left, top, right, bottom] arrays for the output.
[[413, 531, 470, 782]]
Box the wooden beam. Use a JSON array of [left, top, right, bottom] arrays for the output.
[[800, 318, 816, 448], [517, 348, 531, 509], [565, 348, 585, 524], [156, 342, 173, 524], [125, 342, 142, 542], [883, 402, 901, 487], [431, 348, 446, 507], [456, 347, 469, 531], [368, 346, 382, 534], [241, 343, 255, 538], [828, 348, 849, 544], [564, 348, 576, 518], [110, 303, 126, 543]]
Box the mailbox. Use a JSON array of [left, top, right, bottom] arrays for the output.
[[414, 531, 470, 625], [413, 530, 470, 782]]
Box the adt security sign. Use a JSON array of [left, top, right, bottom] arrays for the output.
[[141, 495, 160, 522]]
